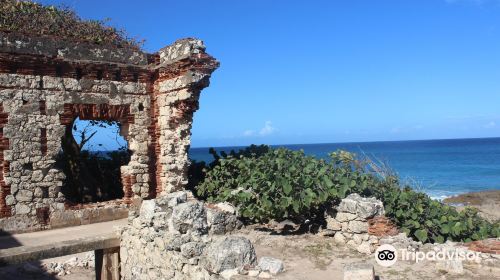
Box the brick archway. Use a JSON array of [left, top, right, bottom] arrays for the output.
[[59, 104, 134, 125]]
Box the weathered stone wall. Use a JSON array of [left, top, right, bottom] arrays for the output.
[[324, 193, 398, 254], [120, 191, 255, 280], [0, 32, 218, 233]]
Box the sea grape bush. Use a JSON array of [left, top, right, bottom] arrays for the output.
[[195, 145, 500, 243], [0, 0, 142, 49]]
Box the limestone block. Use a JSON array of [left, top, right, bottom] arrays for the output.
[[5, 195, 16, 206], [139, 199, 156, 222], [335, 212, 358, 223], [326, 217, 342, 231], [156, 191, 188, 208], [348, 220, 368, 234], [356, 242, 373, 255], [258, 257, 284, 274], [171, 201, 208, 235], [435, 259, 464, 274], [343, 262, 375, 280], [15, 203, 31, 215], [215, 202, 236, 214], [207, 207, 242, 235], [203, 236, 257, 274], [337, 193, 384, 220], [180, 242, 205, 258], [16, 189, 34, 202], [220, 268, 239, 280], [334, 231, 347, 245]]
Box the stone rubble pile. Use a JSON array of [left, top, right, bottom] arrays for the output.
[[324, 193, 386, 254], [120, 191, 285, 280], [428, 239, 500, 274], [19, 252, 96, 276], [43, 252, 95, 276], [326, 193, 500, 277]]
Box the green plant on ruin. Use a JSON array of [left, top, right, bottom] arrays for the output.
[[194, 145, 500, 243], [0, 0, 143, 49]]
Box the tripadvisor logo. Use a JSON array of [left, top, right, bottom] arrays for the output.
[[374, 244, 481, 267], [375, 244, 397, 267]]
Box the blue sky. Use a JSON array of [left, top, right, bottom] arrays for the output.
[[40, 0, 500, 148]]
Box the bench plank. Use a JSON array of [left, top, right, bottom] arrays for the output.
[[0, 232, 120, 266]]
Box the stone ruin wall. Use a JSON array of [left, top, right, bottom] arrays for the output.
[[0, 32, 219, 233]]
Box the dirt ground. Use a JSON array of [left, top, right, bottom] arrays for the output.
[[235, 227, 499, 280], [444, 190, 500, 222], [2, 230, 498, 280]]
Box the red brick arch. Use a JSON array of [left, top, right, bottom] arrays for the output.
[[59, 103, 134, 125]]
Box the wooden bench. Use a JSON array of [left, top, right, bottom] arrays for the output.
[[0, 220, 125, 280]]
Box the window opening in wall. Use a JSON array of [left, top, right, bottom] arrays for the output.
[[57, 117, 130, 203]]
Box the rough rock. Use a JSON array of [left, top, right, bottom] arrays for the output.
[[343, 262, 375, 280], [348, 221, 368, 233], [435, 260, 464, 274], [356, 242, 373, 255], [220, 268, 240, 279], [171, 201, 208, 234], [325, 216, 342, 231], [334, 232, 347, 245], [335, 212, 358, 223], [207, 207, 242, 235], [215, 202, 236, 214], [258, 256, 284, 274], [203, 236, 257, 274], [379, 232, 421, 250], [157, 191, 188, 208], [180, 242, 205, 258], [337, 193, 384, 219], [258, 271, 272, 279], [139, 199, 157, 222]]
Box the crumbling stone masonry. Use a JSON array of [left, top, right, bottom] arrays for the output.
[[0, 32, 219, 233], [120, 191, 256, 280], [324, 193, 399, 254]]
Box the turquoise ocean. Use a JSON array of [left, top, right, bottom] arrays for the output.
[[189, 137, 500, 200]]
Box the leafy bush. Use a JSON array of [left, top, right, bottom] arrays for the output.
[[0, 0, 142, 49], [363, 181, 500, 243], [194, 145, 500, 243], [56, 150, 131, 203]]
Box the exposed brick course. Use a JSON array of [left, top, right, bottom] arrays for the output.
[[465, 238, 500, 254], [367, 216, 399, 237]]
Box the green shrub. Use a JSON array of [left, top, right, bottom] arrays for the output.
[[0, 0, 142, 49], [195, 145, 500, 243]]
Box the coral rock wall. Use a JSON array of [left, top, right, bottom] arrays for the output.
[[0, 32, 218, 233]]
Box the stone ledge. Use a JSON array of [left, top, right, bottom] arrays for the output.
[[0, 31, 148, 66]]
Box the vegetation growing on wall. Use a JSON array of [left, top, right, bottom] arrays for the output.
[[193, 145, 500, 243], [0, 0, 142, 49]]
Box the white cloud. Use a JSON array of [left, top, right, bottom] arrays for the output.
[[242, 121, 276, 137], [483, 121, 496, 129], [243, 130, 256, 136], [259, 121, 275, 136], [390, 127, 401, 134]]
